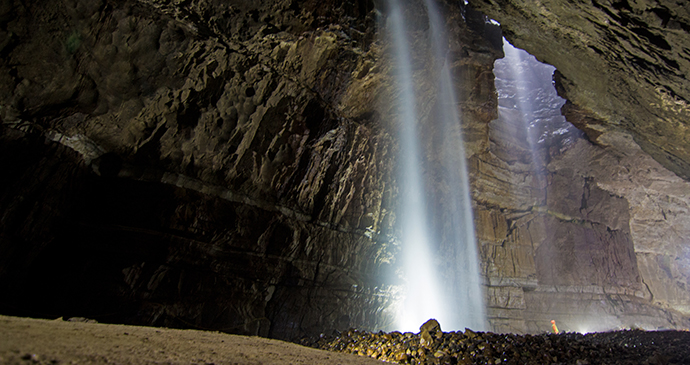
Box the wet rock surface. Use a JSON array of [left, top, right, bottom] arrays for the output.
[[476, 41, 690, 333], [307, 327, 690, 365], [469, 0, 690, 181]]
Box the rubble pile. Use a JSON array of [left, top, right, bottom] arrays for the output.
[[304, 321, 690, 365]]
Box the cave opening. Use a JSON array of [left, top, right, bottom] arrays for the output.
[[493, 37, 583, 173]]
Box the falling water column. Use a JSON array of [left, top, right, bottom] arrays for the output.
[[387, 0, 487, 332], [387, 0, 447, 332], [423, 0, 487, 331]]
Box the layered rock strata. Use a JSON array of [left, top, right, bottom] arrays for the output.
[[468, 0, 690, 180], [476, 39, 690, 333]]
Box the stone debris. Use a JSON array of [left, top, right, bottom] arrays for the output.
[[420, 319, 441, 348], [303, 327, 690, 365]]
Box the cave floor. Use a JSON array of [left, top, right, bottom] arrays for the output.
[[0, 315, 384, 365], [3, 314, 689, 365]]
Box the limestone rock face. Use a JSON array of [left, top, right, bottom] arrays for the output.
[[0, 0, 396, 340], [463, 0, 690, 333], [476, 41, 690, 333], [468, 0, 690, 181]]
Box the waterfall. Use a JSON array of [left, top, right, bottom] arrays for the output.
[[388, 0, 446, 332], [387, 0, 487, 332], [493, 38, 572, 192]]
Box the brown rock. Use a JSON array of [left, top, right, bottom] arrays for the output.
[[420, 318, 442, 334]]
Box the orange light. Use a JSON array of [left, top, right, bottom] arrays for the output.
[[551, 320, 559, 334]]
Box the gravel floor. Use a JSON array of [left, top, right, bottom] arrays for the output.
[[304, 325, 690, 365]]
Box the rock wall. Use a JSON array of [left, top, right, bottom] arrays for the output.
[[0, 0, 399, 340], [469, 0, 690, 181], [474, 37, 690, 333], [477, 121, 690, 332]]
